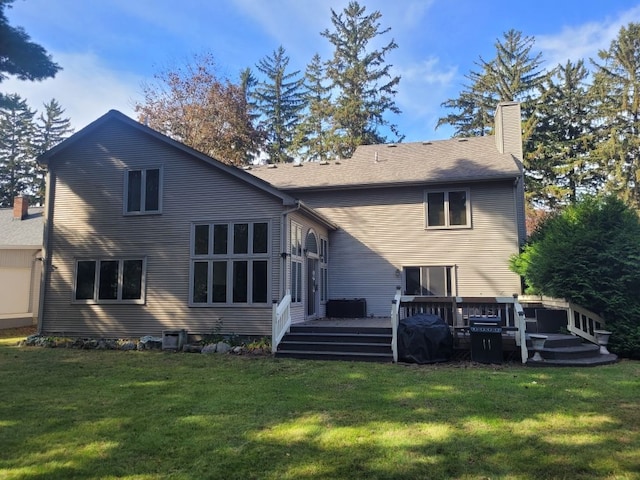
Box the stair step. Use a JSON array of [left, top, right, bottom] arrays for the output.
[[527, 353, 618, 367], [275, 349, 393, 362], [539, 343, 601, 360], [278, 340, 391, 354], [283, 332, 391, 344], [290, 325, 391, 335]]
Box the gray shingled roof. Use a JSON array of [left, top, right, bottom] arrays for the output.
[[249, 135, 522, 190], [0, 207, 44, 247]]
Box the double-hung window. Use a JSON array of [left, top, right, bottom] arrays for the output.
[[125, 167, 162, 214], [404, 266, 454, 296], [191, 221, 270, 305], [425, 189, 470, 228], [74, 258, 146, 304]]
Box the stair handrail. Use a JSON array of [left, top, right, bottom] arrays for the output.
[[518, 295, 607, 345], [390, 286, 402, 362], [272, 290, 292, 353]]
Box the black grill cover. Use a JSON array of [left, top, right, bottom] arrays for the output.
[[398, 314, 453, 364]]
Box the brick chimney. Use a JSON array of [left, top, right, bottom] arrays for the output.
[[13, 196, 29, 220], [494, 102, 523, 160]]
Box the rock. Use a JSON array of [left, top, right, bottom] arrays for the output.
[[216, 342, 231, 354], [120, 341, 137, 351], [182, 344, 202, 353], [201, 344, 216, 354], [232, 346, 243, 354], [139, 335, 162, 350]]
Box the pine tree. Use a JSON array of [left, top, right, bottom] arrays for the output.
[[438, 29, 549, 141], [321, 1, 402, 158], [253, 46, 305, 163], [0, 0, 60, 105], [292, 54, 335, 162], [32, 99, 73, 204], [0, 93, 35, 206], [526, 61, 596, 208], [590, 22, 640, 209]]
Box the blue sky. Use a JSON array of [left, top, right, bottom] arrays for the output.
[[4, 0, 640, 142]]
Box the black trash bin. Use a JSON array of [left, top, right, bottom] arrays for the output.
[[469, 317, 503, 364]]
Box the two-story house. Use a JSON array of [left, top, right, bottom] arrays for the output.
[[37, 102, 524, 340]]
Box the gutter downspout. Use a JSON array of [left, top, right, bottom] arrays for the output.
[[36, 167, 54, 335]]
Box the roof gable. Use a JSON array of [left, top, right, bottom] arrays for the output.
[[249, 136, 522, 191], [38, 110, 298, 206]]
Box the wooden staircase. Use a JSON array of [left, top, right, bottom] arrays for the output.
[[275, 324, 393, 362], [526, 333, 617, 367]]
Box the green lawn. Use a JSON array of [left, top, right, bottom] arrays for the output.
[[1, 330, 639, 480]]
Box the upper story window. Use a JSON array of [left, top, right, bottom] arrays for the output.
[[74, 258, 146, 304], [125, 167, 162, 215], [425, 189, 470, 228]]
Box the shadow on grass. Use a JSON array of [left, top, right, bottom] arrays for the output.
[[1, 347, 638, 479]]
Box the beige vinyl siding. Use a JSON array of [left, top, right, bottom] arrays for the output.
[[298, 181, 521, 316], [0, 249, 41, 316], [41, 122, 283, 338]]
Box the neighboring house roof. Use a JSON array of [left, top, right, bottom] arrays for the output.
[[0, 207, 44, 249], [249, 136, 523, 191]]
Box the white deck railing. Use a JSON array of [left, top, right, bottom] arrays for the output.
[[390, 287, 402, 362], [272, 291, 292, 353], [391, 291, 528, 363]]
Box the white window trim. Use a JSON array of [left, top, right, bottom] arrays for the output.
[[123, 166, 164, 216], [189, 220, 271, 306], [403, 265, 457, 297], [424, 188, 471, 229], [290, 221, 304, 304], [72, 257, 147, 305]]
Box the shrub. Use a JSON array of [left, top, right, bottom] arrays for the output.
[[511, 196, 640, 358]]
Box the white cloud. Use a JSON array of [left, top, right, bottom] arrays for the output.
[[2, 51, 142, 130], [537, 5, 640, 67]]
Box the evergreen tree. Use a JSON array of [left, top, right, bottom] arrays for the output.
[[0, 0, 60, 105], [0, 93, 34, 206], [293, 53, 335, 162], [438, 29, 549, 141], [32, 99, 73, 204], [253, 46, 305, 163], [590, 22, 640, 209], [321, 1, 402, 158], [527, 60, 596, 208]]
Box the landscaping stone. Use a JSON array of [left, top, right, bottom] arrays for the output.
[[139, 335, 162, 350], [216, 342, 231, 354], [120, 341, 137, 351], [182, 344, 202, 353], [201, 344, 216, 354]]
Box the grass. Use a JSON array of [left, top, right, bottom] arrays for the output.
[[0, 328, 639, 480]]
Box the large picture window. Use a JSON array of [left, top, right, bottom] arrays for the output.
[[190, 221, 269, 305], [425, 189, 470, 228], [74, 258, 146, 304], [125, 167, 162, 215], [404, 266, 454, 296]]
